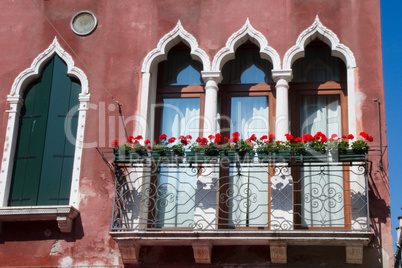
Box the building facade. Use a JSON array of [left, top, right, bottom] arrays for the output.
[[0, 0, 392, 267]]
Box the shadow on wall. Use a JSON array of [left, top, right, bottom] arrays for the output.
[[0, 215, 84, 243]]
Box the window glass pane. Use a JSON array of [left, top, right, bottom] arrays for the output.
[[222, 47, 273, 84], [300, 94, 344, 227], [292, 44, 342, 82], [156, 98, 200, 228], [228, 96, 269, 227], [159, 49, 203, 86], [230, 96, 269, 138]]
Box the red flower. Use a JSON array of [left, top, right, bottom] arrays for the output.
[[215, 137, 222, 144], [178, 135, 185, 140], [295, 137, 302, 142], [342, 135, 347, 139], [260, 135, 268, 141], [285, 134, 294, 141], [159, 134, 167, 141], [200, 138, 208, 146], [269, 134, 276, 140], [302, 134, 314, 142], [347, 134, 354, 139], [249, 134, 257, 141], [224, 137, 229, 141], [127, 135, 135, 143], [186, 135, 192, 140], [367, 136, 373, 142], [147, 145, 152, 149], [168, 137, 176, 143], [245, 138, 251, 142], [232, 136, 239, 143], [181, 138, 189, 145], [321, 136, 328, 143], [232, 132, 240, 138], [135, 135, 143, 140], [196, 137, 202, 143], [111, 140, 119, 147], [360, 132, 369, 139], [208, 134, 214, 140], [144, 139, 151, 145], [215, 133, 222, 139]]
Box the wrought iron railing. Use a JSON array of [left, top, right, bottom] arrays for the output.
[[100, 150, 369, 233]]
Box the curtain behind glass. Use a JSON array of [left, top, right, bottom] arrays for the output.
[[300, 95, 344, 227], [228, 96, 269, 227], [292, 45, 342, 82], [156, 98, 199, 227]]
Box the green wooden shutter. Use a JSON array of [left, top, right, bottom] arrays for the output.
[[9, 55, 80, 206], [9, 60, 54, 206]]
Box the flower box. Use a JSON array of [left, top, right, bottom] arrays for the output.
[[332, 149, 366, 162], [297, 150, 328, 163], [185, 151, 219, 163], [151, 151, 184, 163], [220, 151, 255, 163], [114, 151, 148, 163], [257, 151, 293, 163]]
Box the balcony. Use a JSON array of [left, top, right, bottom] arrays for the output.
[[99, 149, 372, 264]]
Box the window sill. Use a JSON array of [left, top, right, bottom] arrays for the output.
[[0, 205, 79, 233]]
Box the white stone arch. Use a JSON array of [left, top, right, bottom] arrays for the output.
[[139, 21, 210, 141], [211, 18, 281, 72], [283, 15, 356, 70], [0, 37, 90, 212], [141, 20, 210, 73]]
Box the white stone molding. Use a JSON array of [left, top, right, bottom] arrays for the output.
[[141, 20, 210, 73], [0, 37, 90, 212], [0, 206, 79, 233], [211, 18, 281, 72], [283, 15, 356, 70]]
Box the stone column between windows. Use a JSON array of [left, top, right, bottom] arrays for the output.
[[271, 70, 293, 230], [272, 70, 292, 141], [201, 72, 222, 136], [190, 72, 222, 231]]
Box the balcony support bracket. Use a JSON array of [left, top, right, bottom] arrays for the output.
[[192, 241, 212, 264], [116, 240, 141, 264], [270, 240, 287, 264], [346, 241, 364, 264]]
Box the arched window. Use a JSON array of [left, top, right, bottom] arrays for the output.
[[290, 39, 349, 228], [153, 42, 204, 228], [8, 55, 80, 206], [219, 42, 274, 228]]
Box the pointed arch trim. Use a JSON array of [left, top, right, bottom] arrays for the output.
[[141, 20, 210, 73], [283, 16, 356, 70], [211, 18, 281, 72]]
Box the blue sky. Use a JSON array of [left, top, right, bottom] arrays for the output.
[[381, 0, 402, 252]]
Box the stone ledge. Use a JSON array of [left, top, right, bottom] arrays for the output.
[[111, 230, 372, 264], [0, 205, 79, 233]]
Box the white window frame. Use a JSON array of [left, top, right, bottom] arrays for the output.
[[0, 37, 90, 232]]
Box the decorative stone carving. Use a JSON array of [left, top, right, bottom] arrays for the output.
[[192, 241, 212, 264], [141, 20, 210, 73], [346, 242, 363, 264], [117, 240, 141, 264], [212, 18, 281, 71], [270, 241, 287, 264], [283, 15, 356, 70]]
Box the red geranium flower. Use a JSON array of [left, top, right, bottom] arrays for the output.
[[232, 132, 240, 138], [135, 135, 143, 140], [159, 134, 167, 141], [367, 136, 373, 142], [249, 134, 257, 141], [127, 135, 135, 143], [260, 135, 268, 141], [208, 134, 214, 140], [269, 134, 275, 140], [295, 137, 302, 142], [186, 135, 192, 140], [215, 133, 222, 139], [285, 133, 294, 141], [360, 132, 369, 139], [347, 134, 354, 140], [144, 139, 151, 145], [168, 137, 176, 143], [111, 140, 119, 147]]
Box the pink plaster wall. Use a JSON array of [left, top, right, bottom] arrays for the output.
[[0, 0, 391, 266]]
